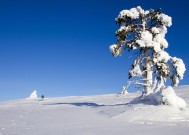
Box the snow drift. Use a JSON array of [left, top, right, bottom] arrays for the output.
[[149, 86, 187, 109]]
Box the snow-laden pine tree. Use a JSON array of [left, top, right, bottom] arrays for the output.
[[28, 90, 38, 99], [110, 6, 186, 96]]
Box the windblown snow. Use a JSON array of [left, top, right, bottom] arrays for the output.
[[0, 86, 189, 135]]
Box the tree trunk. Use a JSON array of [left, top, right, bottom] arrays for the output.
[[141, 17, 153, 96], [142, 49, 153, 96]]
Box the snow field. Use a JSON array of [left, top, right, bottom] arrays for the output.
[[0, 86, 189, 135]]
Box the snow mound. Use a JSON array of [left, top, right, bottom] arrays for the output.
[[28, 90, 38, 99], [153, 86, 187, 109]]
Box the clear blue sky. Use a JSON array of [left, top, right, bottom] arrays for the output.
[[0, 0, 189, 101]]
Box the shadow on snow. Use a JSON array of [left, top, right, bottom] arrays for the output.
[[44, 102, 129, 107], [43, 95, 158, 107]]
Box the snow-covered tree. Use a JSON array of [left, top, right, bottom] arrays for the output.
[[110, 6, 186, 96], [28, 90, 38, 99]]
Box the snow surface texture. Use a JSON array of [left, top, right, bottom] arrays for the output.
[[0, 86, 189, 135], [28, 90, 38, 99]]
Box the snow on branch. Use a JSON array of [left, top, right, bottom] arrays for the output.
[[157, 13, 172, 27], [171, 57, 186, 86]]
